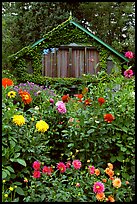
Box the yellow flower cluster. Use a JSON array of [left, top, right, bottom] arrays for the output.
[[12, 115, 25, 126], [8, 91, 16, 98], [36, 120, 49, 133]]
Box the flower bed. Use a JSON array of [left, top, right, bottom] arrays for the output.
[[2, 68, 135, 202]]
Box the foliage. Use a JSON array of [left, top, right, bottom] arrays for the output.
[[2, 71, 135, 202]]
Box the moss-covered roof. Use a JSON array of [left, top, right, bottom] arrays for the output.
[[10, 15, 129, 62]]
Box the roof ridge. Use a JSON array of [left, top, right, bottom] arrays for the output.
[[31, 17, 71, 48]]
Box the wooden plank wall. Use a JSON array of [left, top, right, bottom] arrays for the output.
[[42, 48, 99, 77]]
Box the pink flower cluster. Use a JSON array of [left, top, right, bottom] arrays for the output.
[[124, 69, 133, 78], [57, 159, 81, 173], [33, 161, 41, 178], [55, 101, 67, 114], [125, 51, 134, 59], [32, 160, 53, 178], [32, 159, 82, 178]]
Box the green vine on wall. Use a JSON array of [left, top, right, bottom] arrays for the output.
[[8, 18, 123, 83]]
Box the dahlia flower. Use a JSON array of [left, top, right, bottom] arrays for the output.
[[12, 115, 25, 126], [93, 182, 105, 194], [32, 161, 41, 170], [2, 78, 14, 88], [113, 178, 121, 188], [57, 162, 66, 173], [72, 160, 82, 169], [55, 101, 67, 114], [36, 120, 49, 133], [104, 113, 115, 123], [8, 91, 16, 98], [33, 170, 41, 178], [42, 166, 53, 175], [96, 192, 105, 201], [124, 69, 133, 78], [98, 97, 105, 106], [125, 51, 134, 59], [19, 89, 32, 105]]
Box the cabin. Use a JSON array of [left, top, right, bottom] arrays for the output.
[[9, 14, 129, 79]]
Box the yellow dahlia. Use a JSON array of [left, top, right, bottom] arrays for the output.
[[36, 120, 49, 133], [13, 115, 25, 126], [8, 91, 16, 98]]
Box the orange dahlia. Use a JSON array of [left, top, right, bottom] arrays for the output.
[[62, 94, 70, 103], [19, 89, 32, 105], [104, 113, 115, 123], [74, 94, 83, 102], [96, 192, 105, 201], [107, 169, 114, 178], [107, 163, 113, 170], [108, 195, 115, 202], [2, 78, 14, 88], [112, 178, 121, 188], [95, 169, 100, 176], [102, 178, 107, 183]]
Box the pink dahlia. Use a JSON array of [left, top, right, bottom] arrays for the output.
[[125, 51, 134, 59], [124, 69, 133, 78], [33, 170, 41, 178], [55, 101, 67, 114], [93, 182, 105, 194], [88, 165, 95, 175], [57, 162, 66, 173], [42, 166, 53, 175], [72, 160, 82, 169], [32, 160, 41, 170]]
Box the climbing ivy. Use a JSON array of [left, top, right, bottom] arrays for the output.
[[8, 17, 123, 83]]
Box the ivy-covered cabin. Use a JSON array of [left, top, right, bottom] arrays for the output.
[[9, 15, 129, 79]]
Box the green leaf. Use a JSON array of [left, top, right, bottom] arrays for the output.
[[131, 159, 135, 165], [117, 155, 124, 162], [120, 146, 127, 152], [123, 65, 129, 70], [68, 143, 74, 147], [16, 159, 26, 167], [6, 166, 15, 173], [110, 156, 116, 163], [84, 142, 89, 149], [13, 197, 19, 202], [15, 187, 25, 195], [122, 173, 130, 180], [122, 127, 127, 133], [13, 182, 23, 186], [2, 171, 7, 179], [10, 140, 16, 148], [131, 166, 135, 173], [127, 137, 134, 140], [87, 129, 94, 134], [14, 153, 21, 158]]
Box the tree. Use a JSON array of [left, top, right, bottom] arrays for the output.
[[78, 2, 135, 52]]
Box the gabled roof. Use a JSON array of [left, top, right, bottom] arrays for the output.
[[30, 16, 129, 62]]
